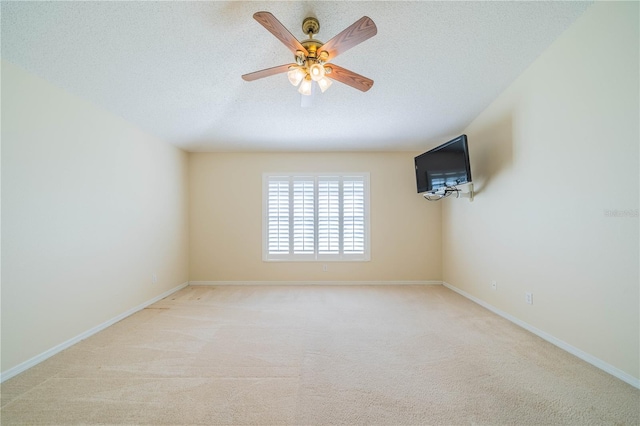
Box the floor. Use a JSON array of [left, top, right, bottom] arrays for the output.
[[1, 285, 638, 425]]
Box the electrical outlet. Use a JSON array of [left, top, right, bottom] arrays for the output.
[[152, 273, 158, 284], [491, 281, 497, 291], [525, 292, 533, 305], [322, 264, 328, 272]]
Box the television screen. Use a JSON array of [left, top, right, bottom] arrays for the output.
[[415, 135, 472, 193]]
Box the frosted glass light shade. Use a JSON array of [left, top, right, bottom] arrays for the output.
[[287, 68, 305, 86], [317, 77, 333, 93], [309, 63, 325, 81], [298, 78, 313, 96]]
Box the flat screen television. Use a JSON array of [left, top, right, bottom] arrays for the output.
[[415, 134, 472, 194]]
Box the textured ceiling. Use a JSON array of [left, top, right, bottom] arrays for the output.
[[1, 1, 591, 152]]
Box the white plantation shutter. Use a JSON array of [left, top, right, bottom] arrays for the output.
[[267, 179, 290, 254], [343, 179, 365, 254], [293, 180, 315, 254], [263, 173, 369, 261], [318, 179, 340, 254]]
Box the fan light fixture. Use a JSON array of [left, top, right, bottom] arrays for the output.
[[284, 17, 338, 96], [298, 76, 313, 96], [287, 68, 305, 86], [317, 76, 332, 93], [289, 63, 332, 96], [309, 63, 325, 81]]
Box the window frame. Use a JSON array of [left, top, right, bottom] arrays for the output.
[[262, 172, 371, 262]]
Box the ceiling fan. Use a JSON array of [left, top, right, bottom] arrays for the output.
[[242, 12, 377, 96]]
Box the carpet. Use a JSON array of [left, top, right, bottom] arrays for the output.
[[1, 285, 638, 425]]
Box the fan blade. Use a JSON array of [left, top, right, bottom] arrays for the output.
[[242, 64, 295, 81], [253, 12, 309, 56], [325, 64, 373, 92], [319, 16, 376, 60]]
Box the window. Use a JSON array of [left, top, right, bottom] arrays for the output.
[[263, 173, 370, 261]]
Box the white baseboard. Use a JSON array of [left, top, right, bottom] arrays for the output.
[[442, 281, 640, 390], [189, 280, 443, 286], [0, 282, 189, 383]]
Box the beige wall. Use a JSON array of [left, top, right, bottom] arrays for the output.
[[443, 2, 639, 380], [189, 152, 440, 282], [1, 62, 190, 372]]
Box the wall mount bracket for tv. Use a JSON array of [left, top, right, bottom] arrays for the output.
[[423, 183, 474, 202]]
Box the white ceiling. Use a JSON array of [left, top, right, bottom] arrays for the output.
[[2, 1, 591, 152]]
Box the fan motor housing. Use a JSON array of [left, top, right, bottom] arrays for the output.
[[301, 39, 324, 57]]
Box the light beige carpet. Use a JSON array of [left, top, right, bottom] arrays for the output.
[[1, 285, 638, 425]]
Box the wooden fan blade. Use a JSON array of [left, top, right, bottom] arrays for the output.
[[319, 16, 377, 60], [242, 64, 294, 81], [325, 64, 373, 92], [253, 12, 308, 56]]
